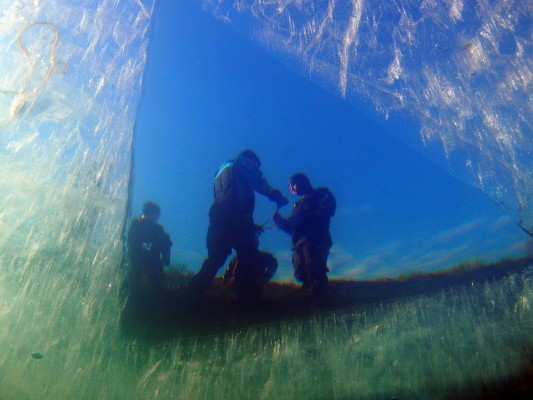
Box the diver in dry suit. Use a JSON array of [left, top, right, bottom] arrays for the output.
[[188, 150, 288, 294], [273, 173, 335, 297], [127, 201, 172, 289]]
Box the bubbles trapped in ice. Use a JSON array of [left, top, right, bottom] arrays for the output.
[[434, 39, 450, 54]]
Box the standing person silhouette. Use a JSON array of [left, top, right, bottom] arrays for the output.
[[189, 150, 288, 294], [127, 201, 172, 289], [274, 173, 335, 297]]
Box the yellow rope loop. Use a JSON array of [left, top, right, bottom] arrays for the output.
[[17, 21, 60, 98], [0, 22, 62, 125]]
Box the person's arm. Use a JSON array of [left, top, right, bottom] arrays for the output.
[[273, 197, 309, 232], [240, 157, 271, 194], [278, 196, 315, 231], [240, 158, 288, 207], [273, 212, 291, 233]]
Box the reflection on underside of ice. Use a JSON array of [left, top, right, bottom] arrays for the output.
[[202, 0, 533, 235], [0, 1, 532, 399]]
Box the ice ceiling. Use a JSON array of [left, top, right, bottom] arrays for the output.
[[0, 1, 532, 399], [201, 0, 533, 235]]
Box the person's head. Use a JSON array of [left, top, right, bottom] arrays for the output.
[[288, 173, 312, 195], [142, 201, 160, 220], [238, 149, 261, 167]]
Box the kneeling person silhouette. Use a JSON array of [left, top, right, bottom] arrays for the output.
[[224, 249, 278, 300]]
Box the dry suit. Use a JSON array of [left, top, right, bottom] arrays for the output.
[[275, 188, 334, 295], [189, 152, 286, 292], [127, 217, 172, 288]]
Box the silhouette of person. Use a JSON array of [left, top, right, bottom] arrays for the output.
[[127, 201, 172, 289], [224, 249, 278, 300], [273, 173, 335, 297], [189, 150, 288, 293]]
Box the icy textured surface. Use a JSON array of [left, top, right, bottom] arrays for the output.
[[201, 0, 533, 234], [2, 270, 533, 399], [0, 0, 153, 397], [0, 1, 532, 398], [0, 0, 153, 257]]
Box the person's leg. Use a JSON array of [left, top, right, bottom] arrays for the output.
[[293, 244, 311, 290], [308, 245, 330, 296], [146, 263, 166, 289], [232, 222, 261, 300], [127, 260, 144, 290], [188, 221, 232, 291]]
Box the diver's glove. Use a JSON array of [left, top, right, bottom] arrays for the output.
[[268, 189, 289, 208], [272, 212, 283, 225]]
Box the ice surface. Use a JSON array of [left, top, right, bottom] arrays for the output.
[[2, 269, 533, 399], [0, 0, 153, 397], [0, 1, 532, 399]]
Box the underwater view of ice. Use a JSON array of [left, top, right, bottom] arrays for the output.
[[201, 0, 532, 235], [0, 0, 532, 399]]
